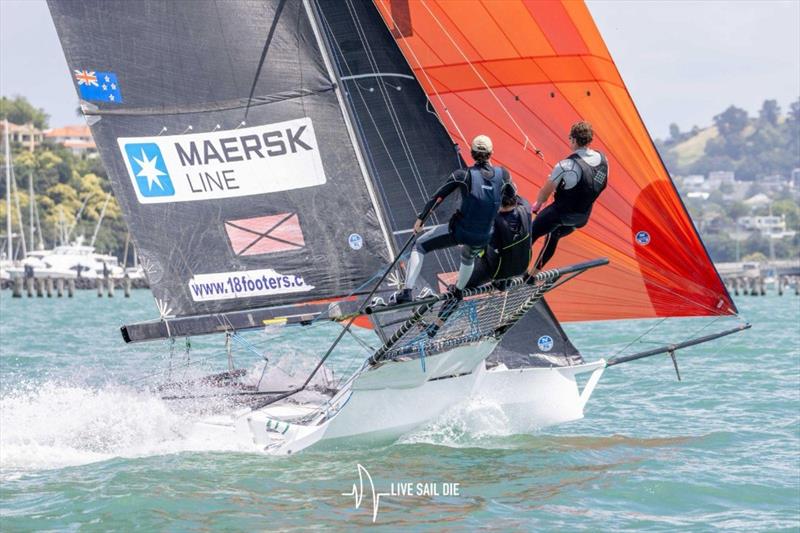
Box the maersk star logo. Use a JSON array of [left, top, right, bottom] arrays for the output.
[[123, 143, 174, 197]]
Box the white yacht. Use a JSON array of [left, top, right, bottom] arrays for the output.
[[5, 239, 125, 280]]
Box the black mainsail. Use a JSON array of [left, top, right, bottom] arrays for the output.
[[48, 0, 587, 369], [316, 0, 584, 367], [48, 0, 394, 340]]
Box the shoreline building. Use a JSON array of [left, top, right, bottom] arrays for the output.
[[0, 122, 44, 149], [44, 125, 97, 157]]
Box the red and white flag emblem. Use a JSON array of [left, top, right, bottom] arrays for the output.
[[224, 213, 305, 256], [74, 70, 98, 86]]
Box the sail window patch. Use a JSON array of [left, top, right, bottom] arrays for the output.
[[635, 231, 651, 246], [117, 118, 326, 204]]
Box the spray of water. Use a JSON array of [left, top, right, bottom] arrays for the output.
[[0, 380, 257, 474]]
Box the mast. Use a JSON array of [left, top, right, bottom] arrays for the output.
[[11, 169, 27, 257], [90, 193, 111, 247], [302, 0, 395, 259], [28, 132, 34, 250], [4, 119, 11, 262]]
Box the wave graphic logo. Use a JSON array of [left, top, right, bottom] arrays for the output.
[[341, 464, 389, 523]]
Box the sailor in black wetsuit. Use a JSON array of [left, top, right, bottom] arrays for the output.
[[467, 194, 532, 289], [527, 121, 608, 276], [392, 135, 515, 304]]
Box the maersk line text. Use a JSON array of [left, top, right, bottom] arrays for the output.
[[118, 118, 326, 204]]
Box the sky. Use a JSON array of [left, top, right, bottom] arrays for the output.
[[0, 0, 798, 139]]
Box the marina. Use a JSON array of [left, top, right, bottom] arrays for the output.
[[0, 0, 797, 530]]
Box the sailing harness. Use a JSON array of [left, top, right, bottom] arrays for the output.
[[554, 151, 608, 221], [490, 202, 532, 280], [449, 165, 507, 246]]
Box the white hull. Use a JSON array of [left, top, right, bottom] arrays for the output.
[[192, 339, 606, 455]]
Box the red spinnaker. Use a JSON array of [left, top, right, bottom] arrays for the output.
[[374, 0, 735, 321]]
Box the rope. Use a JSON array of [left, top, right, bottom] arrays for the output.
[[418, 0, 545, 161], [374, 0, 469, 151], [317, 5, 458, 274]]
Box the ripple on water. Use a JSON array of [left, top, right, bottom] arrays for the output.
[[0, 292, 798, 530]]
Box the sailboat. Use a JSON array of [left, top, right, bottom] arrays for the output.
[[47, 0, 748, 455]]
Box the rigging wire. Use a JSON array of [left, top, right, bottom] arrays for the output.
[[417, 0, 545, 161], [317, 3, 457, 273], [243, 0, 288, 121], [375, 0, 470, 149]]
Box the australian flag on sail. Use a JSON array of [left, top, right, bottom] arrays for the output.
[[74, 70, 123, 103]]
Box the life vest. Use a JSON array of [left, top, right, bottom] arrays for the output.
[[489, 201, 532, 280], [554, 151, 608, 220], [450, 165, 505, 246]]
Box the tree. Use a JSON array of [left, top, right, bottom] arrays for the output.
[[758, 99, 780, 126], [772, 199, 800, 230], [0, 96, 49, 129], [669, 123, 681, 142], [788, 98, 800, 128], [713, 105, 749, 138], [742, 251, 768, 263], [728, 201, 750, 220]]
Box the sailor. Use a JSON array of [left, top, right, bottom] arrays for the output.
[[466, 194, 532, 289], [526, 121, 608, 276], [391, 134, 515, 304]]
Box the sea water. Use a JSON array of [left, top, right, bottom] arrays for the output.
[[0, 290, 798, 531]]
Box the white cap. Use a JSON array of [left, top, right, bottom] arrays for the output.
[[471, 134, 493, 154]]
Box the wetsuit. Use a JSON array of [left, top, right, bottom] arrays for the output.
[[405, 161, 515, 292], [467, 197, 533, 288], [531, 147, 608, 270]]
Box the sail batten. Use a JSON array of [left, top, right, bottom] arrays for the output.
[[48, 0, 397, 330]]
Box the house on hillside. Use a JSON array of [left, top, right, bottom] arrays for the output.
[[44, 124, 97, 157], [743, 193, 771, 209], [0, 122, 44, 149], [737, 215, 796, 239], [707, 170, 735, 186]]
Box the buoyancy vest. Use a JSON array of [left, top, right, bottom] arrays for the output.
[[450, 165, 505, 246], [554, 151, 608, 220], [489, 201, 532, 280]]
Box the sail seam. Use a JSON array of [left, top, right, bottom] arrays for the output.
[[344, 0, 457, 273], [340, 73, 415, 81], [78, 87, 333, 116], [303, 0, 396, 259], [374, 0, 470, 150], [418, 0, 545, 160], [317, 4, 457, 274]]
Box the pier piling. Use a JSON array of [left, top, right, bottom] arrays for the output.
[[67, 278, 75, 297], [96, 278, 103, 297], [26, 277, 34, 297], [36, 278, 44, 297], [124, 276, 131, 298], [45, 278, 53, 297], [12, 277, 22, 298], [56, 278, 64, 297], [107, 278, 115, 298]]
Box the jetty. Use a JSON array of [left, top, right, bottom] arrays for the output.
[[716, 259, 800, 296], [2, 275, 148, 298]]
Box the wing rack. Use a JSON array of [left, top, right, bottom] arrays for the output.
[[369, 258, 608, 365]]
